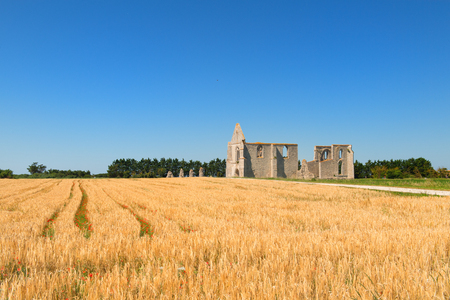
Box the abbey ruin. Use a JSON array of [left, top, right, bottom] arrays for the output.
[[226, 123, 354, 179]]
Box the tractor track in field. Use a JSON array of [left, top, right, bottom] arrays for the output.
[[74, 183, 93, 238], [0, 180, 61, 203], [101, 188, 154, 238], [101, 185, 197, 235], [41, 181, 76, 239]]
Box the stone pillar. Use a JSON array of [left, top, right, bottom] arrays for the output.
[[166, 171, 173, 178], [189, 169, 195, 177], [270, 144, 277, 178], [199, 167, 205, 177], [347, 146, 355, 179], [179, 168, 184, 178], [238, 148, 245, 177]]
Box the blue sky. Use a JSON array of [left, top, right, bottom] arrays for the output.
[[1, 0, 449, 174]]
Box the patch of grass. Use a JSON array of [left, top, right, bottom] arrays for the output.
[[382, 191, 442, 197], [42, 211, 58, 239], [74, 185, 92, 238], [0, 257, 29, 282], [119, 204, 154, 238], [69, 181, 75, 199]]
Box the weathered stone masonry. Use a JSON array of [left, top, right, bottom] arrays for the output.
[[226, 123, 354, 179], [226, 124, 298, 178], [297, 145, 354, 179]]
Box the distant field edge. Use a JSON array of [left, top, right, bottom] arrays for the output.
[[231, 177, 450, 196]]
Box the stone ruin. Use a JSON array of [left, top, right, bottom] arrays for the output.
[[226, 123, 354, 179], [297, 145, 354, 179], [165, 168, 207, 179]]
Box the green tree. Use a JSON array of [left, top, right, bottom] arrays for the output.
[[371, 166, 388, 179], [27, 162, 46, 175], [0, 169, 13, 179], [386, 167, 403, 179], [437, 167, 449, 178]]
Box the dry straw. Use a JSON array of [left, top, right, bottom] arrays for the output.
[[1, 178, 449, 299]]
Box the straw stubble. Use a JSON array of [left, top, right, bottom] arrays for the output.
[[0, 178, 449, 299]]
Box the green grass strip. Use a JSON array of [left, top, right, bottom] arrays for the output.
[[42, 211, 58, 239], [42, 181, 76, 239], [74, 185, 92, 238], [119, 204, 154, 238]]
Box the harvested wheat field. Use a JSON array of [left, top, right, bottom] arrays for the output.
[[1, 178, 450, 299]]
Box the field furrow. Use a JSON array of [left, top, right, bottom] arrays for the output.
[[81, 180, 141, 239], [0, 180, 74, 238], [74, 183, 93, 238], [0, 179, 56, 204], [42, 181, 76, 238]]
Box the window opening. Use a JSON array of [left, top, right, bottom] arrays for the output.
[[338, 161, 343, 175], [257, 145, 263, 158], [282, 146, 288, 158], [236, 147, 240, 162], [339, 149, 342, 159], [323, 150, 328, 160]]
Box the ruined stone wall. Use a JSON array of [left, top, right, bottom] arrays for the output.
[[226, 141, 245, 177], [226, 124, 246, 178], [273, 144, 298, 178], [298, 144, 354, 179], [227, 123, 353, 180], [318, 160, 336, 179], [243, 144, 272, 178], [306, 160, 319, 177], [242, 143, 298, 178]]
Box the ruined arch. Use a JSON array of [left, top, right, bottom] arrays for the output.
[[321, 149, 331, 161]]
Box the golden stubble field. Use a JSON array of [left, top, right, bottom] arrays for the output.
[[0, 178, 450, 299]]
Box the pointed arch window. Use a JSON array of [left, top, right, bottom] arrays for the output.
[[257, 145, 263, 158], [322, 150, 330, 161]]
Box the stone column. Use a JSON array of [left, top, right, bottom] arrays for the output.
[[270, 144, 277, 178]]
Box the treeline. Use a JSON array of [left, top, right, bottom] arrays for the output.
[[16, 162, 93, 178], [0, 169, 13, 179], [17, 169, 92, 179], [107, 158, 226, 178], [354, 157, 448, 179]]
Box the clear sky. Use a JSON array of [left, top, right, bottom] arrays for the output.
[[1, 0, 449, 174]]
